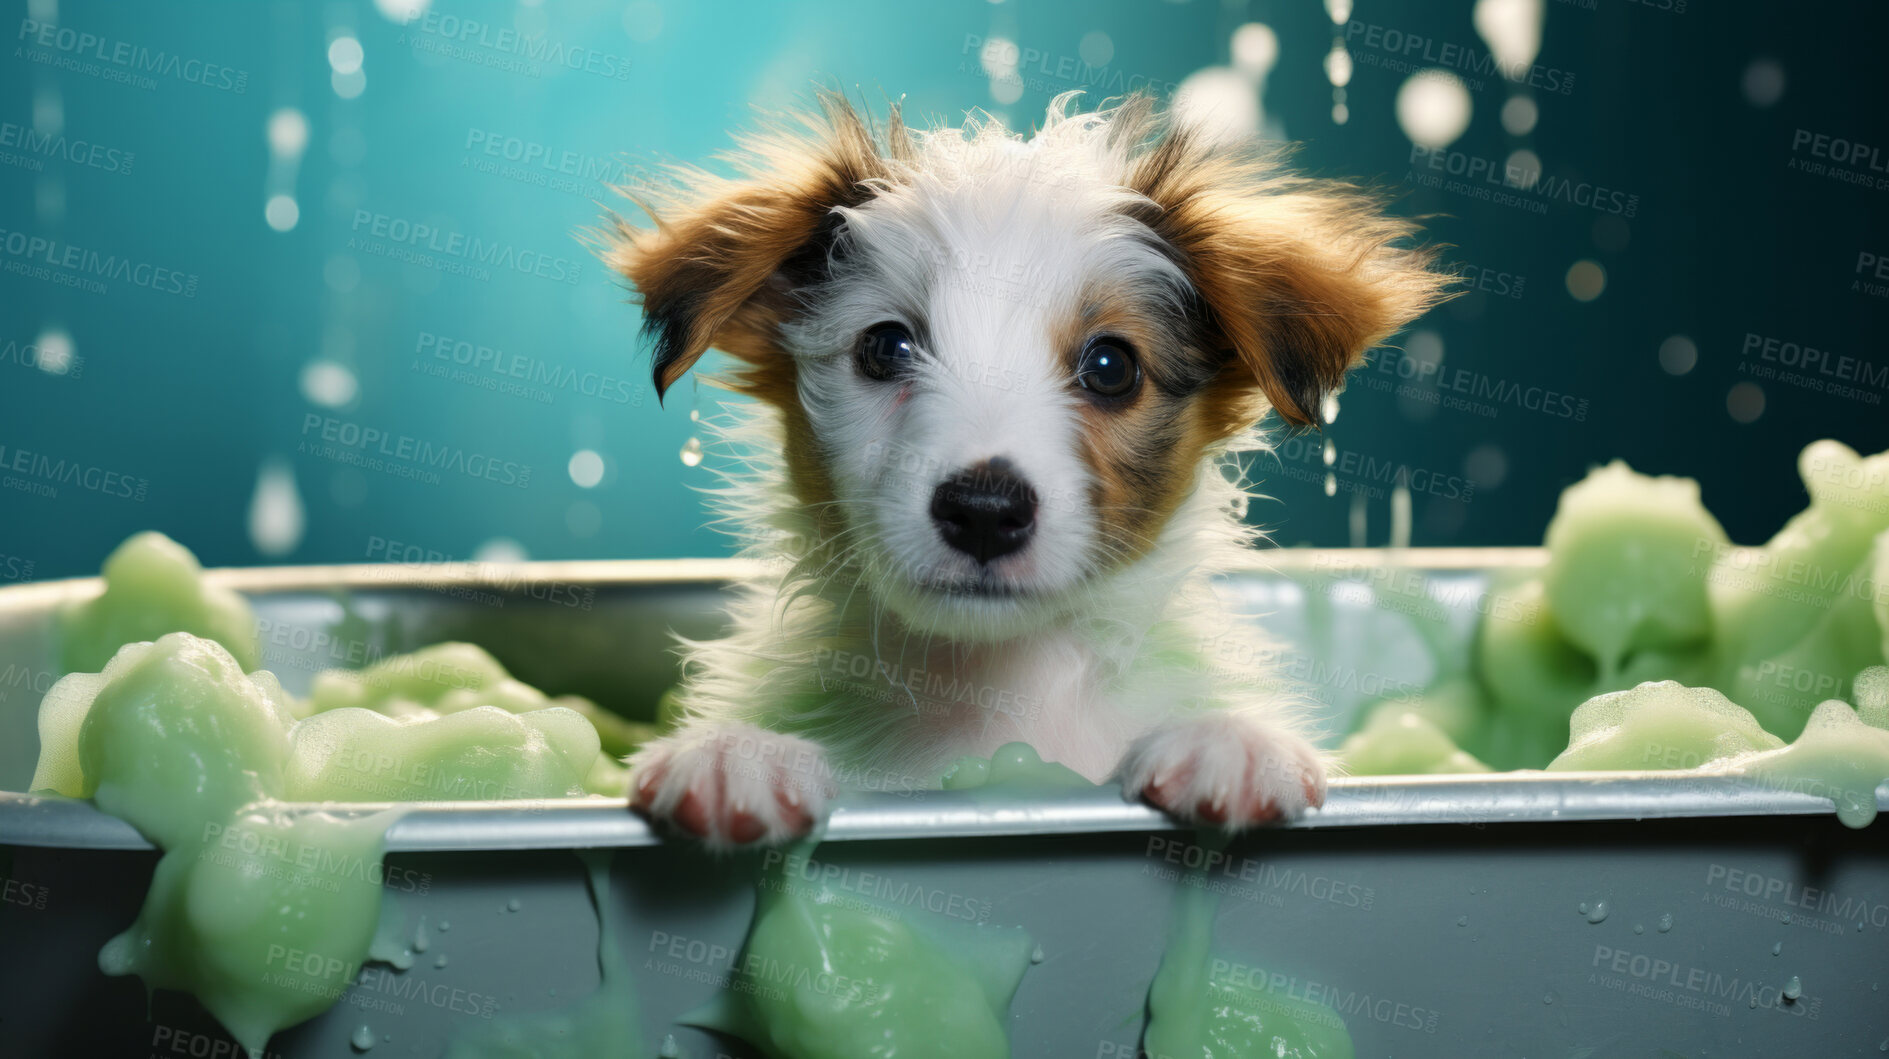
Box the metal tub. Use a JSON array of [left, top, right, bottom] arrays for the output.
[[1, 553, 1884, 1057]]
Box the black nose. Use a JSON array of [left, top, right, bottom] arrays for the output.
[[930, 459, 1038, 564]]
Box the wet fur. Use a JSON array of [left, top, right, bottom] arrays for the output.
[[605, 92, 1451, 845]]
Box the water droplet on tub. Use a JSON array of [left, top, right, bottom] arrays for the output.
[[1456, 915, 1468, 927], [1542, 993, 1554, 1005], [660, 1035, 682, 1058], [680, 437, 703, 467], [351, 1025, 375, 1052], [1578, 902, 1587, 915], [1772, 941, 1782, 956], [1783, 975, 1802, 1001], [412, 915, 430, 953], [1031, 946, 1045, 964], [438, 920, 450, 932], [1657, 914, 1673, 933], [435, 954, 449, 969], [1585, 901, 1609, 924], [506, 898, 522, 913], [1633, 924, 1644, 935]]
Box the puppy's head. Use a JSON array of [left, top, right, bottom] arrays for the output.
[[609, 92, 1450, 640]]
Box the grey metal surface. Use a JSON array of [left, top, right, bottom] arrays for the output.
[[2, 554, 1885, 1058]]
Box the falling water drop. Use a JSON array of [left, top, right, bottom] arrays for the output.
[[1390, 476, 1412, 549], [680, 437, 704, 467], [1323, 472, 1337, 497], [248, 459, 305, 557], [1320, 392, 1340, 425], [1322, 439, 1336, 466]]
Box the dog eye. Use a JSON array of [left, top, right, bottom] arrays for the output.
[[1076, 338, 1140, 398], [856, 322, 916, 381]]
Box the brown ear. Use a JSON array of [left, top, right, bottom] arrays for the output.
[[604, 92, 899, 401], [1125, 113, 1454, 427]]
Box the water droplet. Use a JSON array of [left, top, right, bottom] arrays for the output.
[[1030, 946, 1045, 964], [1320, 392, 1340, 425], [248, 459, 306, 557], [435, 954, 449, 969], [351, 1025, 375, 1052], [1456, 915, 1468, 927], [680, 436, 704, 467], [438, 920, 450, 932], [412, 915, 429, 954], [1782, 975, 1802, 1001], [1542, 993, 1554, 1005], [506, 898, 522, 913], [1322, 439, 1336, 466], [1585, 901, 1609, 924], [1578, 902, 1588, 915], [1771, 941, 1782, 956], [659, 1035, 682, 1059], [1323, 472, 1337, 497], [1633, 924, 1644, 935], [1657, 913, 1673, 933]]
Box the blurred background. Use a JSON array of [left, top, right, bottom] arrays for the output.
[[2, 0, 1885, 580]]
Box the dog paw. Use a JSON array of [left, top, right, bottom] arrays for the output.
[[627, 724, 832, 848], [1116, 714, 1327, 829]]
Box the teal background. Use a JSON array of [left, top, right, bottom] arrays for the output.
[[2, 0, 1885, 579]]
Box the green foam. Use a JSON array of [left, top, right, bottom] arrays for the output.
[[1338, 707, 1491, 776], [940, 741, 1096, 790], [1144, 833, 1354, 1059], [1547, 681, 1784, 772], [1743, 698, 1889, 829], [687, 839, 1033, 1059], [60, 532, 261, 675], [1541, 461, 1727, 677]]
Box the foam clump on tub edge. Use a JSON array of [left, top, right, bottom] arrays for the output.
[[1547, 676, 1889, 829], [59, 531, 262, 675], [30, 631, 614, 1053]]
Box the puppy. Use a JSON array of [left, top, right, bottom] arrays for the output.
[[607, 92, 1450, 846]]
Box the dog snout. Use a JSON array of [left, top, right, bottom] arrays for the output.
[[929, 458, 1038, 564]]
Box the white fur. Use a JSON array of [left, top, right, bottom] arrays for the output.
[[629, 96, 1328, 843]]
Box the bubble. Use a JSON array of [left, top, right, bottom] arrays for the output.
[[327, 36, 364, 76], [680, 437, 704, 467], [1500, 95, 1538, 136], [568, 450, 606, 488], [473, 538, 529, 563], [1742, 58, 1786, 107], [333, 68, 366, 100], [300, 360, 358, 408], [371, 0, 430, 20], [1230, 23, 1278, 79], [1505, 148, 1542, 189], [1079, 30, 1114, 69], [1396, 71, 1472, 149], [1472, 0, 1544, 74], [31, 327, 74, 375], [1324, 42, 1353, 87], [1174, 67, 1260, 144], [1658, 335, 1697, 376], [248, 461, 305, 557], [264, 194, 300, 233], [1464, 445, 1508, 489], [1726, 382, 1765, 424], [267, 108, 309, 157], [1564, 259, 1606, 302]]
